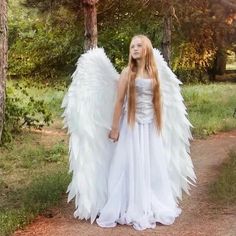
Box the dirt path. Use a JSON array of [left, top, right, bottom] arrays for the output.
[[13, 130, 236, 236]]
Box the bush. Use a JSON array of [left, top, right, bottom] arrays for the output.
[[8, 0, 83, 82], [209, 150, 236, 205], [1, 81, 53, 144]]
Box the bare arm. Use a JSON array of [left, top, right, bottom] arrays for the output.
[[109, 67, 128, 141]]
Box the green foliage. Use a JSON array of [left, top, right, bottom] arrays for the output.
[[183, 83, 236, 138], [0, 208, 33, 236], [8, 0, 83, 81], [23, 170, 70, 212], [8, 0, 236, 84], [99, 11, 162, 71], [0, 170, 70, 236], [16, 142, 67, 169], [9, 23, 83, 80], [209, 150, 236, 205], [8, 0, 164, 79], [44, 142, 67, 162], [0, 129, 69, 236], [1, 80, 53, 144], [170, 41, 216, 82], [26, 83, 66, 118]]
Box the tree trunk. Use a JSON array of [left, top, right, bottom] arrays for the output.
[[214, 48, 227, 75], [161, 2, 173, 66], [209, 48, 227, 81], [0, 0, 7, 143], [83, 0, 98, 52]]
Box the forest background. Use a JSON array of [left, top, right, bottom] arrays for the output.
[[0, 1, 236, 235]]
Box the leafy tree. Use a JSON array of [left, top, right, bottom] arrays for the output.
[[172, 0, 236, 78], [10, 0, 236, 81], [8, 0, 84, 82]]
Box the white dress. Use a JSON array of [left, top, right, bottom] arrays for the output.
[[96, 77, 182, 230]]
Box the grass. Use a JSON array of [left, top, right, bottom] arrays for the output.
[[0, 170, 70, 236], [1, 80, 236, 235], [10, 80, 236, 139], [0, 129, 70, 236], [183, 82, 236, 138], [28, 85, 66, 119], [227, 62, 236, 70], [7, 79, 66, 119], [1, 80, 69, 235], [45, 81, 236, 138], [209, 150, 236, 205]]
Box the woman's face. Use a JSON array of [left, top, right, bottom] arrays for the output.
[[130, 37, 144, 60]]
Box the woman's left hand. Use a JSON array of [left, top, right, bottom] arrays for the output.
[[108, 129, 119, 142]]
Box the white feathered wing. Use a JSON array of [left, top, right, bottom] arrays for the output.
[[153, 48, 197, 203], [62, 47, 197, 223], [61, 48, 119, 223]]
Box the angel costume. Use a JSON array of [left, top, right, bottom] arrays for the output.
[[61, 48, 197, 231]]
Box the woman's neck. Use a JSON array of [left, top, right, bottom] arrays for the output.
[[136, 59, 147, 77]]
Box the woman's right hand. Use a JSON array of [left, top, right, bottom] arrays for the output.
[[108, 129, 119, 142]]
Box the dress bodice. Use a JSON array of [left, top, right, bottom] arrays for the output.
[[124, 77, 154, 124]]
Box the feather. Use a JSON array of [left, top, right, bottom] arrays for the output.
[[61, 48, 119, 223], [62, 46, 197, 223], [153, 48, 197, 202]]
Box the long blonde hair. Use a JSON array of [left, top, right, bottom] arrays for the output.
[[127, 35, 162, 133]]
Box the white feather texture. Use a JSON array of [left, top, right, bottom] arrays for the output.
[[61, 47, 196, 224], [153, 48, 197, 203], [61, 48, 119, 223]]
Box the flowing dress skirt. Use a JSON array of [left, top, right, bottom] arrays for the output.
[[96, 113, 182, 230]]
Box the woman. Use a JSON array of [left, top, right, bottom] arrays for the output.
[[62, 34, 196, 231], [96, 35, 183, 230]]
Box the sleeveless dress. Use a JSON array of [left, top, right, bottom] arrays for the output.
[[96, 77, 182, 231]]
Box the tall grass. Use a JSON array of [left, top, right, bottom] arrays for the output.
[[183, 83, 236, 138], [209, 150, 236, 205], [9, 80, 236, 138], [0, 170, 70, 236], [0, 129, 69, 236], [36, 81, 236, 138]]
